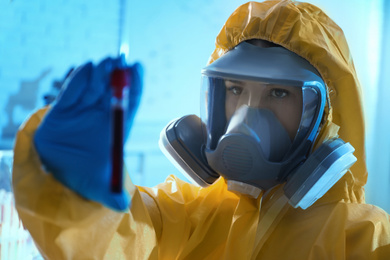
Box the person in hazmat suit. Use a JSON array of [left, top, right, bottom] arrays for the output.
[[12, 0, 390, 259]]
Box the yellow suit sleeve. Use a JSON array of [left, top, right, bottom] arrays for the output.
[[12, 108, 159, 260]]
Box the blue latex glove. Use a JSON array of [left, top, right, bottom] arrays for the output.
[[34, 57, 143, 211]]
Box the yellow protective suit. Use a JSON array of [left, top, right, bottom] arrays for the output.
[[12, 1, 390, 259]]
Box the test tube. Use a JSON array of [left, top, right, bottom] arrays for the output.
[[110, 67, 130, 193]]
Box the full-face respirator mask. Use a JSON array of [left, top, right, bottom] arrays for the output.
[[159, 41, 357, 209]]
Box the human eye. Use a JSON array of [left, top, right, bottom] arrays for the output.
[[227, 86, 243, 95], [225, 80, 244, 96], [270, 88, 289, 98]]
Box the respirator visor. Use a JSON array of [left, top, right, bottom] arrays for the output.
[[200, 41, 326, 189], [201, 76, 320, 163]]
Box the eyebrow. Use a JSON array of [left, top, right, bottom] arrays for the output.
[[225, 79, 243, 85]]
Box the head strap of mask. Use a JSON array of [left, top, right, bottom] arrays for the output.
[[159, 41, 357, 209]]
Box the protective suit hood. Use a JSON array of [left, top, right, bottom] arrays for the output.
[[208, 0, 366, 204]]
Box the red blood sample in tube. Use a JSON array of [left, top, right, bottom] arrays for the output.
[[110, 68, 129, 193]]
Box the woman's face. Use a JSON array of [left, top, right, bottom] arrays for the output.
[[225, 79, 303, 140]]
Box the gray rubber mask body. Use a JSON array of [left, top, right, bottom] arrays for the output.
[[205, 105, 292, 190]]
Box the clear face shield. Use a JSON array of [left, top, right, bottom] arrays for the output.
[[201, 75, 325, 191], [199, 42, 326, 190], [201, 77, 320, 163]]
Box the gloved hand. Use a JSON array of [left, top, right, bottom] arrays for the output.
[[33, 57, 143, 211]]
